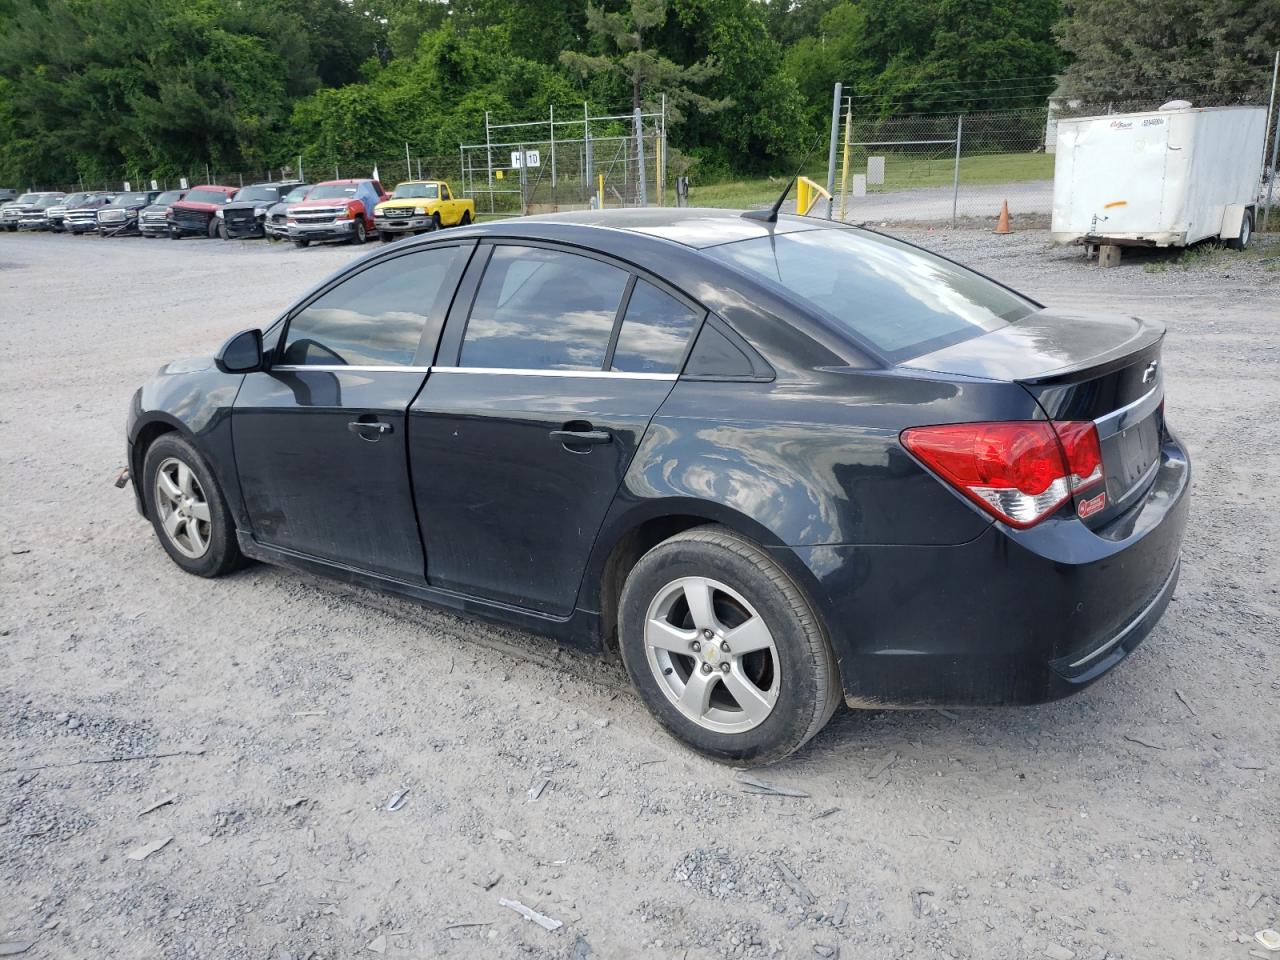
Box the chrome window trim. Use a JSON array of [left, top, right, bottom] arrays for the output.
[[431, 366, 678, 381], [1093, 376, 1162, 440], [270, 364, 432, 373]]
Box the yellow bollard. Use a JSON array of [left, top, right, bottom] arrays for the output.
[[598, 173, 604, 209]]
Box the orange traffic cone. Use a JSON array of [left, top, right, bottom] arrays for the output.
[[994, 200, 1011, 234]]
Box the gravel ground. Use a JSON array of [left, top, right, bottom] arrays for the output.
[[1, 227, 1277, 960]]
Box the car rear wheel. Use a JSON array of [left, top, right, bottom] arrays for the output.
[[1227, 210, 1253, 250], [295, 239, 309, 248], [142, 434, 247, 578], [460, 210, 472, 226], [618, 526, 841, 764]]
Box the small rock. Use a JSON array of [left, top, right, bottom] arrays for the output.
[[365, 934, 387, 954], [1044, 944, 1075, 960]]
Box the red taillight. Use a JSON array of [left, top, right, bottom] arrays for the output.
[[901, 420, 1105, 529]]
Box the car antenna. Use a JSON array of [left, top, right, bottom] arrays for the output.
[[741, 133, 827, 224]]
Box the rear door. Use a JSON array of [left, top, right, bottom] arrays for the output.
[[408, 242, 704, 615], [232, 243, 472, 579]]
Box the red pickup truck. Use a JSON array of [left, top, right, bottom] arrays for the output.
[[169, 185, 237, 239], [287, 179, 387, 247]]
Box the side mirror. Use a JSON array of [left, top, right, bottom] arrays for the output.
[[215, 328, 263, 374]]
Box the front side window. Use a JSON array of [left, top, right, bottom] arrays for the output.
[[460, 245, 628, 371], [611, 280, 701, 373], [706, 228, 1036, 361], [281, 247, 465, 367]]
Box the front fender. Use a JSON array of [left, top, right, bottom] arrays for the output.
[[128, 360, 245, 523]]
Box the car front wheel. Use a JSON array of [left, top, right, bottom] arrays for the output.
[[350, 220, 366, 244], [618, 526, 841, 764], [142, 434, 246, 578]]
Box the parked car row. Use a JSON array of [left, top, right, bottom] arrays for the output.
[[0, 178, 476, 246]]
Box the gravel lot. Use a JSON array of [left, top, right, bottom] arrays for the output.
[[1, 226, 1277, 960]]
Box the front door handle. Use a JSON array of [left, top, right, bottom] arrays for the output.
[[549, 428, 612, 446], [348, 420, 393, 440]]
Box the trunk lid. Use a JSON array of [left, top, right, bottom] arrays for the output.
[[903, 310, 1166, 528]]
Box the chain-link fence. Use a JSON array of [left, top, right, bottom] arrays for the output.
[[827, 80, 1280, 227], [460, 105, 668, 216]]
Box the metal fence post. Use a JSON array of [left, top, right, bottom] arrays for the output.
[[951, 115, 963, 226], [838, 101, 852, 221], [518, 143, 528, 216], [550, 104, 557, 192], [1264, 51, 1279, 231], [584, 102, 593, 206], [825, 82, 843, 218], [634, 107, 648, 207]]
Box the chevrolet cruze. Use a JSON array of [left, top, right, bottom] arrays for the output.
[[123, 208, 1189, 763]]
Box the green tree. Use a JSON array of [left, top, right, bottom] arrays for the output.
[[559, 0, 731, 122], [1055, 0, 1280, 101]]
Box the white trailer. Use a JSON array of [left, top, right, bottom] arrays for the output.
[[1051, 104, 1267, 259]]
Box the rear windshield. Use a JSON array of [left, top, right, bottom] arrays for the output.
[[705, 228, 1035, 361], [309, 184, 359, 199], [392, 182, 438, 199], [184, 188, 229, 204]]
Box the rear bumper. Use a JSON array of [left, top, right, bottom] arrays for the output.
[[781, 432, 1191, 707]]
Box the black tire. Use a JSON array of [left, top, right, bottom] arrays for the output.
[[141, 434, 247, 578], [460, 210, 472, 226], [1227, 210, 1253, 250], [216, 219, 228, 240], [169, 227, 180, 239], [618, 526, 841, 764], [350, 220, 366, 244], [429, 213, 441, 232], [295, 239, 309, 248], [206, 218, 219, 239], [379, 231, 394, 242]]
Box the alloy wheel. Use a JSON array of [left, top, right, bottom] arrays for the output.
[[643, 576, 780, 734], [154, 457, 212, 559]]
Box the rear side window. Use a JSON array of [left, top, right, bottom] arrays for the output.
[[610, 280, 701, 373], [460, 245, 629, 370], [281, 247, 464, 367], [706, 229, 1035, 361]]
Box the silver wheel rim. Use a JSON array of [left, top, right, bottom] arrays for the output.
[[644, 576, 780, 734], [1241, 219, 1250, 245], [154, 457, 212, 559]]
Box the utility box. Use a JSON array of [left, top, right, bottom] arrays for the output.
[[1050, 104, 1267, 249]]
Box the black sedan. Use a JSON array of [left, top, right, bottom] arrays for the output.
[[124, 208, 1189, 763]]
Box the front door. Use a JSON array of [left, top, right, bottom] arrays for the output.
[[409, 243, 704, 615], [233, 243, 471, 580]]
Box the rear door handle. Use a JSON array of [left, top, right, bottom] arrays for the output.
[[348, 420, 393, 438], [549, 428, 612, 446]]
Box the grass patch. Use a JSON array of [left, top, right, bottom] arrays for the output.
[[688, 151, 1055, 210]]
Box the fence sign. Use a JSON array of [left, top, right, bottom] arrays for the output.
[[510, 149, 541, 169], [150, 179, 158, 190], [867, 157, 885, 185], [180, 177, 189, 189], [123, 181, 131, 191]]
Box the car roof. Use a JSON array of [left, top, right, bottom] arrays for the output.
[[316, 179, 372, 186], [517, 207, 835, 249]]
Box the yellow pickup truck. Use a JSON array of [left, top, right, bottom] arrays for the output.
[[374, 180, 475, 240]]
